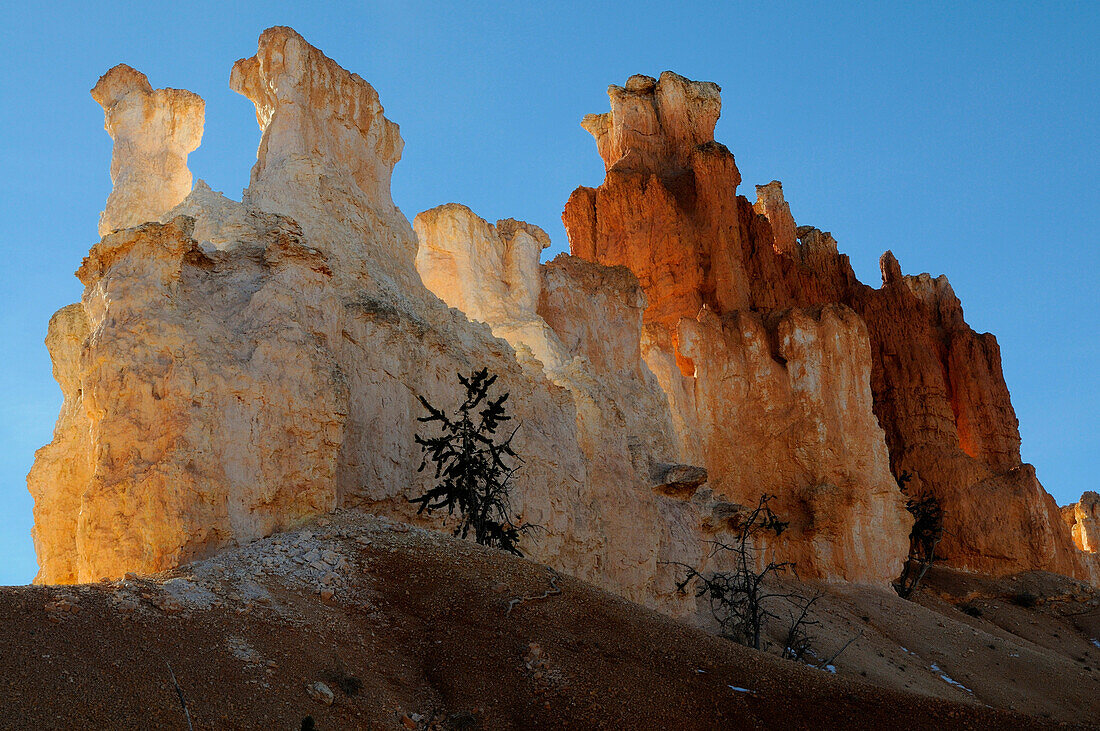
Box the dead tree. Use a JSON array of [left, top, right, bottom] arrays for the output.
[[411, 369, 530, 555], [894, 472, 944, 598], [669, 494, 806, 651], [667, 494, 860, 668]]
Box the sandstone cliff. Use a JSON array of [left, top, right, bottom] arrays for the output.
[[30, 29, 804, 616], [1063, 492, 1100, 584], [28, 29, 1095, 604], [563, 72, 1091, 583], [31, 29, 588, 588]]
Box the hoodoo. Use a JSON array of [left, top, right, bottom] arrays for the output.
[[564, 71, 1094, 584], [28, 29, 1097, 608]]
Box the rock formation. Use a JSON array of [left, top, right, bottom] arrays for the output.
[[29, 29, 746, 615], [415, 202, 720, 609], [1064, 492, 1100, 553], [564, 71, 1091, 583], [678, 305, 909, 581], [92, 65, 204, 236], [1062, 492, 1100, 582], [28, 30, 1096, 604]]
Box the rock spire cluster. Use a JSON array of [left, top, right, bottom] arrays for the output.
[[563, 71, 1095, 583], [27, 28, 1098, 603]]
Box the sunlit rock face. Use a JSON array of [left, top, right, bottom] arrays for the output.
[[564, 72, 908, 583], [230, 26, 416, 293], [753, 181, 797, 257], [415, 202, 717, 611], [1062, 493, 1100, 584], [30, 31, 585, 588], [27, 305, 90, 585], [92, 64, 204, 236], [31, 29, 708, 614], [1064, 492, 1100, 553], [413, 204, 568, 372], [678, 305, 909, 581], [29, 31, 1094, 595], [565, 72, 1091, 584]]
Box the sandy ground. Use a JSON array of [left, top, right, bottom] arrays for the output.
[[0, 510, 1095, 730]]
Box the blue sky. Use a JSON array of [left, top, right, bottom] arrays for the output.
[[1, 1, 1096, 584]]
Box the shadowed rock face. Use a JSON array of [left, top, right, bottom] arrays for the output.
[[91, 64, 204, 236], [564, 72, 1091, 583]]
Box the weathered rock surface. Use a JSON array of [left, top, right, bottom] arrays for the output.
[[1064, 492, 1100, 554], [31, 31, 588, 587], [564, 71, 1091, 584], [92, 64, 204, 236], [31, 29, 720, 617], [230, 26, 415, 293], [565, 72, 909, 582], [27, 305, 91, 584], [413, 204, 567, 371], [1063, 492, 1100, 584], [753, 181, 797, 256], [29, 30, 1095, 605], [414, 202, 718, 609], [678, 304, 910, 581]]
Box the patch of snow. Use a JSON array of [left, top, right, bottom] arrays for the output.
[[1091, 638, 1100, 649], [728, 685, 753, 693], [930, 662, 972, 694], [824, 664, 837, 674]]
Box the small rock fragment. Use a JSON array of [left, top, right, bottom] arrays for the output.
[[306, 681, 334, 705]]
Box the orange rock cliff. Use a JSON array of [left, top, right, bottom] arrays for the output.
[[28, 30, 1097, 607], [563, 71, 1097, 584]]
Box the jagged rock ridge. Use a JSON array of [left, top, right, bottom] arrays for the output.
[[27, 28, 1097, 606], [563, 71, 1094, 583]]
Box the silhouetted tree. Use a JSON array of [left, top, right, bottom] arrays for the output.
[[895, 471, 944, 598], [670, 494, 802, 650], [411, 369, 530, 555], [669, 494, 858, 667]]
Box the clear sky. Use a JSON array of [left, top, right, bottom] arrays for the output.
[[1, 1, 1096, 585]]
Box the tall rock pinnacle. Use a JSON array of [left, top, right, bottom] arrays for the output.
[[91, 64, 204, 236]]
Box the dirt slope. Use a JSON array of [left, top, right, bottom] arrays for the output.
[[0, 511, 1093, 729]]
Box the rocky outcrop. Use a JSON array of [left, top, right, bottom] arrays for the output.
[[31, 30, 723, 617], [30, 32, 587, 587], [678, 305, 909, 581], [29, 31, 1093, 600], [413, 204, 567, 371], [1063, 493, 1100, 584], [230, 27, 415, 292], [1064, 492, 1099, 553], [414, 202, 717, 610], [564, 72, 1090, 584], [92, 64, 204, 236], [27, 305, 91, 584], [565, 72, 909, 583], [753, 181, 797, 256]]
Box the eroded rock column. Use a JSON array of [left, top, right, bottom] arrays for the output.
[[92, 64, 204, 236]]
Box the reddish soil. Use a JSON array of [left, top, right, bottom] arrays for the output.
[[0, 512, 1094, 729]]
